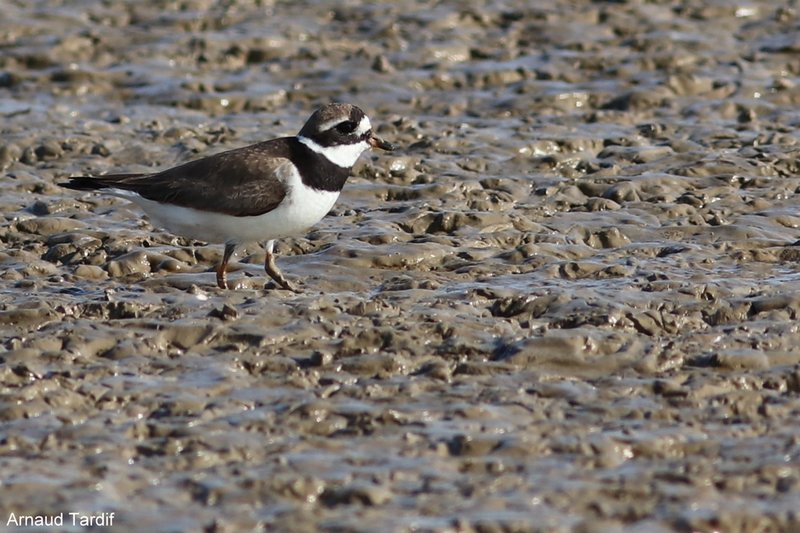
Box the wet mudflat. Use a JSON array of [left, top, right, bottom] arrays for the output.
[[2, 0, 800, 531]]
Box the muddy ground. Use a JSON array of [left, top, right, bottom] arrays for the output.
[[1, 0, 800, 531]]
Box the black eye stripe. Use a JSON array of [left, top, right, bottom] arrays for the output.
[[335, 120, 357, 134]]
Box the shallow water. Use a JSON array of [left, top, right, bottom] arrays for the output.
[[2, 0, 800, 531]]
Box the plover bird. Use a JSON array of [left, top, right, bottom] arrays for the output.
[[61, 103, 395, 290]]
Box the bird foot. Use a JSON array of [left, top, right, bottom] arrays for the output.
[[265, 252, 302, 292], [267, 276, 303, 293]]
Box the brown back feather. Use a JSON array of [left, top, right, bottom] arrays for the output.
[[62, 139, 294, 217]]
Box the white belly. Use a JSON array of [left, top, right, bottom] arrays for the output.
[[117, 181, 340, 244]]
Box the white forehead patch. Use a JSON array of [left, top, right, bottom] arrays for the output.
[[318, 116, 346, 133], [355, 115, 372, 136], [317, 114, 372, 135]]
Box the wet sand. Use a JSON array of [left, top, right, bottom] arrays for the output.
[[2, 1, 800, 531]]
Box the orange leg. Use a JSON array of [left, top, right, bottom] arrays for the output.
[[216, 242, 236, 289], [264, 240, 299, 292]]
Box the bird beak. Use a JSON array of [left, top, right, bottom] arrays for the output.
[[368, 135, 396, 151]]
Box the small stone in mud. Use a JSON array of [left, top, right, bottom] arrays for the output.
[[34, 141, 64, 160], [0, 143, 21, 168], [371, 54, 395, 73], [73, 264, 108, 280], [208, 304, 238, 321]]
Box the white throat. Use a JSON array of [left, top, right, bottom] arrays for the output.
[[298, 135, 370, 168]]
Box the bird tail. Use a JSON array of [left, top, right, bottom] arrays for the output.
[[59, 174, 145, 191]]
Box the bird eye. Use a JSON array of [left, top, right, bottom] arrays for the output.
[[335, 121, 357, 134]]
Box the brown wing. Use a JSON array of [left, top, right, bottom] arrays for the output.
[[62, 138, 295, 217]]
